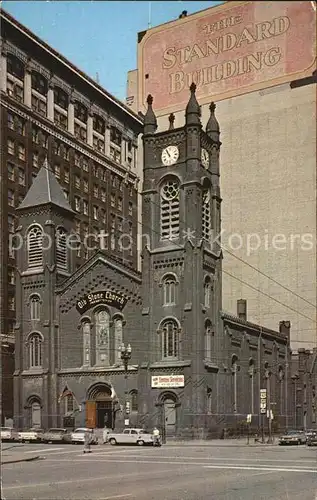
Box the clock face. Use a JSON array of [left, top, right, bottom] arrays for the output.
[[161, 145, 179, 166], [201, 148, 209, 169]]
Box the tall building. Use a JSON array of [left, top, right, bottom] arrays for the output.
[[13, 86, 306, 438], [127, 0, 317, 350], [0, 9, 142, 424]]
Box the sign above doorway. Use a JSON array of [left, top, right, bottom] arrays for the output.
[[76, 290, 128, 314], [151, 375, 185, 388]]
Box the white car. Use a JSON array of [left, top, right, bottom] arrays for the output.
[[0, 427, 18, 442], [107, 428, 154, 446], [17, 428, 44, 443], [71, 428, 98, 445]]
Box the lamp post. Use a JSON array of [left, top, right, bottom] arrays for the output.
[[120, 343, 132, 426]]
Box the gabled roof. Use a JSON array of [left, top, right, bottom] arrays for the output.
[[17, 160, 74, 214]]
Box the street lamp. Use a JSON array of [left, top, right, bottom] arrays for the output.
[[120, 343, 132, 426]]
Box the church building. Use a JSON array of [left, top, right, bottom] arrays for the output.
[[14, 85, 292, 438]]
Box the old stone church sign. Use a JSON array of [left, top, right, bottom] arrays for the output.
[[76, 291, 128, 314]]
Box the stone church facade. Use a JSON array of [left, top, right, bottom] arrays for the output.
[[14, 85, 315, 438]]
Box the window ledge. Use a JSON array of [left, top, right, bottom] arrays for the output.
[[149, 360, 191, 369], [21, 368, 48, 376], [22, 268, 44, 276]]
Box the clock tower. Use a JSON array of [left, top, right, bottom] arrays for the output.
[[139, 84, 223, 438]]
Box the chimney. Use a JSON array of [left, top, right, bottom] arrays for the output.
[[237, 299, 247, 321], [279, 320, 291, 339]]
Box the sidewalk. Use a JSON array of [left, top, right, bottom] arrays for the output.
[[1, 445, 41, 465], [164, 438, 278, 447]]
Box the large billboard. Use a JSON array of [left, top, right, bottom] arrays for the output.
[[138, 1, 316, 114]]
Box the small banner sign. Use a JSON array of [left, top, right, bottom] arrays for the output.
[[76, 290, 128, 314], [151, 375, 185, 388]]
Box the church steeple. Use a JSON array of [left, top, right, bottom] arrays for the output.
[[185, 82, 201, 125], [206, 102, 220, 142], [17, 158, 74, 214], [144, 94, 157, 134]]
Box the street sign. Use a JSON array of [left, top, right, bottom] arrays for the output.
[[260, 389, 267, 413]]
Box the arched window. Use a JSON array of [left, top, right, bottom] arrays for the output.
[[82, 321, 91, 366], [30, 295, 41, 321], [56, 228, 67, 270], [114, 317, 123, 363], [95, 310, 110, 365], [64, 394, 74, 414], [232, 356, 238, 413], [248, 359, 255, 414], [130, 390, 138, 412], [27, 226, 43, 268], [202, 190, 211, 243], [161, 319, 179, 359], [54, 86, 68, 110], [74, 100, 88, 122], [163, 275, 176, 306], [31, 71, 48, 96], [28, 333, 42, 368], [160, 179, 180, 241], [204, 276, 211, 308], [7, 54, 25, 80], [205, 320, 212, 360]]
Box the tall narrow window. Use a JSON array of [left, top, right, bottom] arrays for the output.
[[161, 319, 179, 359], [160, 179, 180, 240], [204, 277, 211, 308], [82, 321, 91, 366], [28, 333, 42, 368], [207, 387, 212, 414], [130, 390, 138, 412], [27, 226, 43, 268], [278, 366, 284, 417], [163, 275, 176, 306], [65, 394, 74, 414], [202, 190, 211, 243], [114, 318, 123, 364], [205, 320, 212, 360], [56, 228, 67, 270], [232, 357, 238, 413], [95, 310, 110, 365], [248, 359, 255, 414], [30, 295, 41, 321]]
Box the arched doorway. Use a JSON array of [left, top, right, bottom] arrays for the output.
[[160, 392, 178, 437], [86, 383, 115, 429], [25, 397, 42, 428]]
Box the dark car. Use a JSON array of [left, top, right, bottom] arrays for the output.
[[306, 431, 317, 447], [279, 430, 306, 445]]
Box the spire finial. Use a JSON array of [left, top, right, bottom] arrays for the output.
[[144, 94, 157, 134], [185, 83, 200, 125], [206, 101, 220, 140], [168, 113, 175, 130]]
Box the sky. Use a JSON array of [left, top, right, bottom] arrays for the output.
[[2, 0, 223, 101]]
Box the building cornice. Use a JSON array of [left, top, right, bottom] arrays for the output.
[[1, 9, 143, 126]]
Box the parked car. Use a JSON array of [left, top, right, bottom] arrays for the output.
[[306, 431, 317, 446], [42, 428, 71, 444], [279, 430, 306, 445], [107, 428, 154, 446], [71, 428, 98, 445], [0, 427, 18, 442], [17, 428, 44, 443]]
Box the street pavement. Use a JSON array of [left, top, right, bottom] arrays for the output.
[[2, 442, 317, 500]]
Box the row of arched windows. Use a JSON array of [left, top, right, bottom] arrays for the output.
[[26, 225, 68, 270], [7, 54, 106, 126], [160, 176, 211, 243]]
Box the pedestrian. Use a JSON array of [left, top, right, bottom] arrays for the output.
[[83, 429, 92, 454], [153, 426, 161, 447]]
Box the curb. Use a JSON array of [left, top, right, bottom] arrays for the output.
[[1, 455, 41, 465]]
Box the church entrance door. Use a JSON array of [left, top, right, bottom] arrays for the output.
[[86, 383, 115, 429], [164, 398, 176, 436]]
